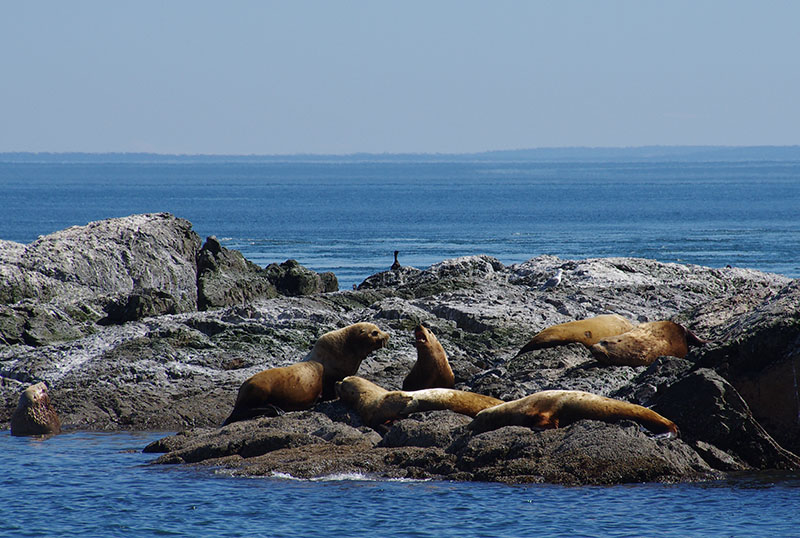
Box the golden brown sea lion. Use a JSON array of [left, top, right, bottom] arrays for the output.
[[515, 314, 636, 356], [402, 324, 455, 391], [10, 382, 61, 436], [223, 322, 389, 425], [468, 389, 678, 435], [589, 320, 707, 366], [335, 375, 504, 428]]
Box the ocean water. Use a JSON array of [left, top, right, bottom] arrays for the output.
[[1, 158, 799, 289], [2, 156, 800, 536], [2, 431, 800, 538]]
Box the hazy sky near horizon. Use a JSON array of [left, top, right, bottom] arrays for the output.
[[2, 1, 798, 155]]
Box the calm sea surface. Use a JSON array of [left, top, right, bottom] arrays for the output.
[[1, 159, 799, 289], [2, 431, 800, 538], [2, 157, 800, 536]]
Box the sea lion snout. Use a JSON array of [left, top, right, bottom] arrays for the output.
[[414, 325, 428, 345], [589, 343, 610, 360]]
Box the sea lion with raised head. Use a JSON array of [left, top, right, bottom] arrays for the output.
[[589, 320, 707, 367], [468, 389, 678, 436], [10, 382, 61, 436], [515, 314, 636, 356], [336, 375, 504, 428], [223, 322, 389, 425], [402, 324, 455, 391]]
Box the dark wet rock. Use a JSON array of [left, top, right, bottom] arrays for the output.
[[692, 280, 800, 455], [378, 411, 471, 448], [446, 421, 716, 485], [1, 215, 799, 484], [651, 368, 800, 470], [196, 236, 279, 310], [144, 411, 377, 464], [265, 259, 338, 296], [101, 288, 184, 325]]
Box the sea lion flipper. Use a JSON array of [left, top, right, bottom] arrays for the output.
[[684, 327, 709, 347], [222, 404, 285, 426]]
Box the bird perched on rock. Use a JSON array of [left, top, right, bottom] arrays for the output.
[[391, 250, 402, 271], [540, 268, 563, 290]]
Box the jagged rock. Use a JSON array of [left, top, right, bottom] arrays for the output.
[[0, 217, 341, 346], [0, 213, 201, 344], [693, 280, 800, 455], [196, 236, 279, 309], [265, 259, 338, 296], [651, 368, 800, 470]]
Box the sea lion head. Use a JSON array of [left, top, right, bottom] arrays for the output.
[[413, 324, 435, 348], [10, 382, 61, 437], [335, 375, 385, 405], [344, 322, 390, 357]]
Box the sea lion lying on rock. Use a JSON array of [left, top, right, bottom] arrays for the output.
[[515, 314, 636, 356], [402, 324, 455, 391], [336, 375, 504, 428], [223, 322, 389, 425], [10, 382, 61, 436], [589, 320, 707, 366], [468, 389, 678, 436]]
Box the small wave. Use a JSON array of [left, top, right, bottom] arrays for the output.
[[267, 471, 430, 483]]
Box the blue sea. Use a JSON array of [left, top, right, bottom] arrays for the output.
[[2, 154, 800, 537]]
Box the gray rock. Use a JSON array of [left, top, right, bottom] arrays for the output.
[[196, 236, 279, 310], [0, 213, 201, 344], [2, 215, 799, 484]]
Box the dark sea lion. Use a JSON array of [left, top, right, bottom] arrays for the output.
[[10, 382, 61, 436], [589, 320, 707, 366], [336, 376, 504, 428], [223, 322, 389, 425], [468, 389, 678, 436], [515, 314, 636, 356], [402, 324, 455, 391]]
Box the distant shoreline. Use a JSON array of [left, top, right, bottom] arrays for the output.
[[2, 145, 800, 163]]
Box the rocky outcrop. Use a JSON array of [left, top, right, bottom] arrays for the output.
[[0, 214, 337, 346], [0, 213, 200, 345], [197, 236, 279, 310], [1, 215, 798, 484]]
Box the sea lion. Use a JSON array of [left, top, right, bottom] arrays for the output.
[[468, 389, 678, 436], [10, 382, 61, 436], [402, 324, 455, 391], [589, 320, 707, 366], [336, 376, 504, 428], [515, 314, 636, 356], [223, 322, 389, 425]]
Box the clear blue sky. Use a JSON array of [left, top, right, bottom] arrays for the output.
[[2, 1, 798, 155]]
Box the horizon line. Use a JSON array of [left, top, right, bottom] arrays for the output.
[[3, 144, 800, 159]]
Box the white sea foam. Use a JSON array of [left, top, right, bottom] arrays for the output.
[[264, 471, 430, 483]]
